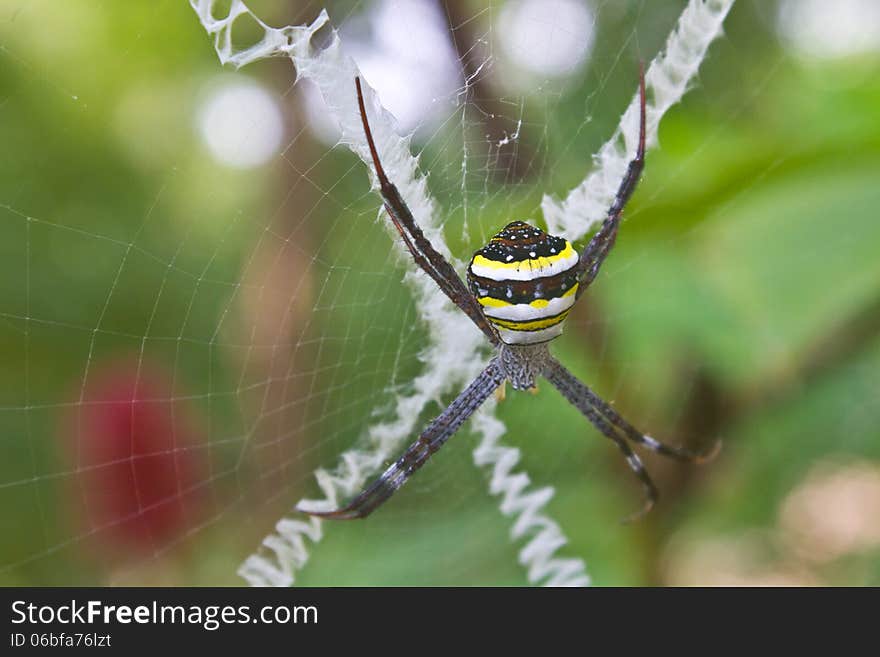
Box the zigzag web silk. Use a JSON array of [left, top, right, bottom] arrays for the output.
[[189, 0, 736, 587]]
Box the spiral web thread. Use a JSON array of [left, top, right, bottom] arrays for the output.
[[189, 0, 735, 587]]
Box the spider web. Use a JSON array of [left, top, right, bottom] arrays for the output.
[[0, 0, 750, 586], [212, 0, 734, 587]]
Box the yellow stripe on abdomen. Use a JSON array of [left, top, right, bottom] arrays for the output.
[[476, 283, 578, 310], [488, 310, 572, 332], [469, 243, 578, 282]]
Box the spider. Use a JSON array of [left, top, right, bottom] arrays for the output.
[[299, 69, 719, 522]]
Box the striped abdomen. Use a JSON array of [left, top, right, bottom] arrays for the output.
[[467, 221, 579, 345]]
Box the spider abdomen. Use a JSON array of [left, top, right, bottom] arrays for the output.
[[467, 221, 579, 345]]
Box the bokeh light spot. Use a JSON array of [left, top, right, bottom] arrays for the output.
[[497, 0, 595, 78], [777, 0, 880, 60], [197, 77, 284, 169]]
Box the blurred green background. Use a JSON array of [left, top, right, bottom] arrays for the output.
[[1, 0, 879, 586]]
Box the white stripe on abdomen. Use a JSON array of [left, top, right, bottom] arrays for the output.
[[481, 293, 576, 322], [495, 323, 567, 345]]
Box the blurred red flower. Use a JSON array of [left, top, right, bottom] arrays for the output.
[[63, 357, 209, 554]]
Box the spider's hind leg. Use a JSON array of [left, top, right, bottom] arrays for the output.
[[576, 64, 648, 294]]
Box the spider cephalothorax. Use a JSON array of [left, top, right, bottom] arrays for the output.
[[298, 71, 718, 522]]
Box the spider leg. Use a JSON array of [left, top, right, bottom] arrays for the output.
[[355, 77, 500, 345], [298, 359, 504, 520], [544, 359, 657, 521], [571, 379, 721, 463], [577, 64, 647, 295]]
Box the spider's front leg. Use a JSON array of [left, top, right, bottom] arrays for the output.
[[544, 358, 719, 521], [298, 359, 505, 519], [576, 64, 647, 296]]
